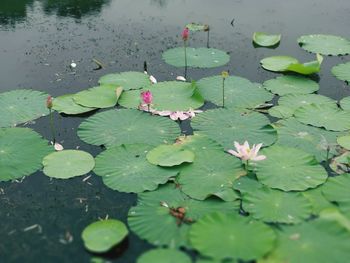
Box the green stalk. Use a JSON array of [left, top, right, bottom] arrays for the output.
[[184, 40, 188, 79], [207, 29, 210, 48], [222, 77, 225, 108], [245, 160, 249, 172], [49, 109, 56, 144]]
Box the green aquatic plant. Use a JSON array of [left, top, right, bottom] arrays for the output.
[[46, 95, 56, 144], [253, 32, 281, 47], [221, 71, 228, 108]]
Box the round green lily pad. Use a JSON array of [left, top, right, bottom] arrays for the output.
[[146, 144, 195, 167], [260, 56, 298, 72], [242, 185, 312, 224], [337, 135, 350, 150], [162, 47, 230, 68], [78, 109, 180, 148], [269, 94, 337, 119], [255, 145, 328, 191], [294, 103, 350, 131], [274, 118, 340, 162], [298, 34, 350, 56], [340, 96, 350, 111], [196, 75, 273, 109], [94, 144, 178, 193], [0, 89, 49, 127], [332, 62, 350, 83], [322, 173, 350, 205], [265, 219, 350, 263], [191, 108, 277, 150], [52, 94, 96, 115], [263, 76, 319, 96], [128, 183, 239, 248], [178, 148, 243, 201], [137, 249, 191, 263], [0, 127, 52, 182], [253, 32, 281, 47], [82, 219, 128, 253], [119, 81, 204, 111], [302, 187, 336, 216], [42, 150, 95, 179], [98, 71, 150, 90], [189, 212, 276, 261], [73, 85, 122, 108]]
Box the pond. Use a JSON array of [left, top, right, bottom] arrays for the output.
[[0, 0, 350, 262]]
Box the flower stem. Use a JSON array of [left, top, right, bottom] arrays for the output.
[[184, 40, 188, 79], [147, 104, 150, 112], [222, 77, 225, 108], [245, 160, 249, 172], [207, 29, 210, 48], [49, 109, 56, 144]]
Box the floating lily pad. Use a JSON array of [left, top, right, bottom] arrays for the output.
[[147, 144, 195, 167], [298, 34, 350, 56], [0, 89, 49, 127], [242, 183, 312, 224], [233, 175, 264, 194], [98, 71, 150, 90], [42, 150, 95, 179], [73, 86, 122, 109], [319, 208, 350, 232], [82, 219, 128, 253], [186, 23, 209, 32], [137, 249, 191, 263], [263, 76, 319, 96], [286, 54, 323, 75], [119, 81, 204, 111], [162, 47, 230, 68], [177, 148, 243, 201], [191, 109, 277, 150], [268, 94, 337, 119], [274, 118, 339, 162], [264, 219, 350, 263], [128, 184, 239, 248], [197, 75, 273, 109], [261, 54, 323, 75], [253, 32, 281, 47], [0, 128, 52, 181], [302, 187, 336, 215], [189, 212, 276, 261], [255, 145, 328, 191], [294, 104, 350, 131], [322, 174, 350, 206], [94, 144, 178, 193], [260, 56, 298, 72], [332, 62, 350, 83], [52, 94, 96, 115], [337, 135, 350, 150], [78, 109, 180, 148], [340, 96, 350, 111]]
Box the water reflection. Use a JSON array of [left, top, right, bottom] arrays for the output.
[[42, 0, 111, 19], [150, 0, 169, 8], [0, 0, 34, 25], [0, 0, 110, 26]]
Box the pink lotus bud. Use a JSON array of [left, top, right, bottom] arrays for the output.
[[141, 90, 153, 105], [46, 95, 53, 109], [182, 27, 189, 41]]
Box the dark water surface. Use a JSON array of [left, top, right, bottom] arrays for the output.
[[0, 0, 349, 262]]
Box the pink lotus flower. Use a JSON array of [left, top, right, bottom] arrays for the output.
[[153, 109, 202, 121], [46, 95, 53, 109], [228, 141, 266, 161], [141, 90, 153, 105], [182, 27, 189, 41]]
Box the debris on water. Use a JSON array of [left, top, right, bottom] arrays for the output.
[[176, 76, 186, 81], [59, 231, 74, 245], [70, 62, 77, 69], [23, 224, 42, 234], [54, 142, 64, 151], [92, 58, 104, 70], [82, 175, 92, 182], [149, 75, 157, 84]]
